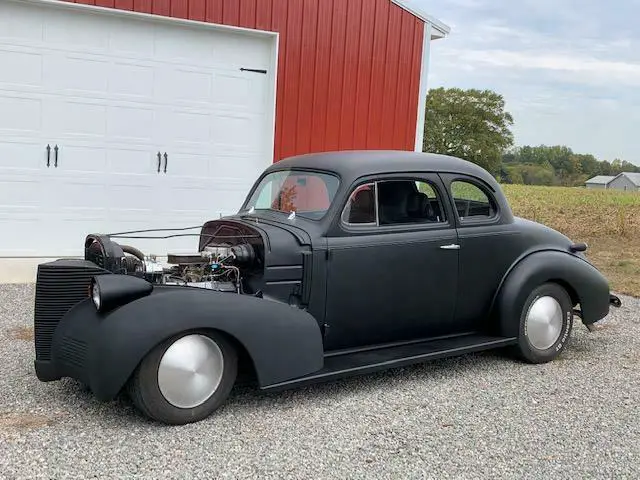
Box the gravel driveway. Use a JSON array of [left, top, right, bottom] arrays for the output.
[[1, 284, 638, 479]]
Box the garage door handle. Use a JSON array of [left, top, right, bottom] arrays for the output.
[[163, 152, 168, 173], [46, 144, 51, 167], [54, 145, 59, 168], [157, 152, 161, 173], [240, 67, 267, 74]]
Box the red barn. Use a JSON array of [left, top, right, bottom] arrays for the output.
[[0, 0, 449, 280]]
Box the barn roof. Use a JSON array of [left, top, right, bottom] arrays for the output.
[[391, 0, 451, 39], [585, 175, 615, 185], [617, 172, 640, 186]]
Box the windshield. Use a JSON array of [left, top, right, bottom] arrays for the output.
[[243, 169, 340, 220]]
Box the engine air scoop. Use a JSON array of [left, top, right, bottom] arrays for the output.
[[167, 253, 209, 265]]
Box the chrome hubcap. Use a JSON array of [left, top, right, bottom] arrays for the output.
[[525, 296, 564, 350], [157, 334, 224, 409]]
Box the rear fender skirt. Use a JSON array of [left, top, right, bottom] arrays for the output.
[[51, 287, 324, 401], [492, 250, 611, 336]]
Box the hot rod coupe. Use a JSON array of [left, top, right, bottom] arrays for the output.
[[33, 150, 621, 424]]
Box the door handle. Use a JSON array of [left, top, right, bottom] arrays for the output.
[[157, 152, 161, 173], [163, 152, 168, 173], [54, 145, 58, 168], [46, 144, 51, 167], [440, 244, 460, 250], [240, 67, 268, 74]]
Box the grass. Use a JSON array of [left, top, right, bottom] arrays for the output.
[[501, 184, 640, 297]]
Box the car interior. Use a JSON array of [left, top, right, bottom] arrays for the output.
[[346, 187, 376, 224], [345, 180, 444, 225], [377, 181, 442, 225], [344, 177, 498, 226], [450, 180, 496, 219], [453, 198, 495, 218]]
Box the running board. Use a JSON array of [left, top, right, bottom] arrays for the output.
[[261, 334, 516, 391]]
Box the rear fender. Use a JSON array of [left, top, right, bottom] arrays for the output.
[[492, 250, 611, 337], [53, 287, 324, 401]]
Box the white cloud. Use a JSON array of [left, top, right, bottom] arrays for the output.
[[443, 0, 484, 8], [417, 0, 640, 164], [451, 49, 640, 87]]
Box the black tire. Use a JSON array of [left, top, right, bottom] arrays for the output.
[[513, 282, 573, 364], [127, 330, 237, 425]]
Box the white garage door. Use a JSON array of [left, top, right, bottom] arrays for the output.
[[0, 0, 277, 257]]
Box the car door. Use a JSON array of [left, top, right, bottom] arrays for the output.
[[322, 174, 460, 351], [438, 173, 523, 333]]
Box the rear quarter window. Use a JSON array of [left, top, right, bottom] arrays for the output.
[[450, 180, 496, 220]]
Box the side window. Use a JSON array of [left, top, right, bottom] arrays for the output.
[[415, 181, 445, 222], [450, 180, 496, 220], [377, 180, 446, 225], [342, 179, 446, 227], [341, 183, 377, 225]]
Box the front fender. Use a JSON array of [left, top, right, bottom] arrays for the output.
[[492, 250, 612, 337], [52, 287, 324, 401]]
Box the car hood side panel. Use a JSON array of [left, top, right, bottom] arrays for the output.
[[198, 217, 313, 303]]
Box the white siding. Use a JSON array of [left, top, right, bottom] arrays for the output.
[[0, 0, 277, 259], [609, 176, 639, 191]]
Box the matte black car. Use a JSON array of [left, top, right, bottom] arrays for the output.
[[33, 150, 621, 424]]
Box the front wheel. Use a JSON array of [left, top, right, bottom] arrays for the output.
[[127, 331, 237, 425], [513, 283, 574, 363]]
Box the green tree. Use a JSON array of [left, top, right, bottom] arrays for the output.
[[503, 164, 524, 184], [611, 159, 623, 175], [504, 163, 558, 186], [622, 160, 640, 173], [423, 87, 514, 175], [575, 153, 599, 178], [503, 145, 619, 186]]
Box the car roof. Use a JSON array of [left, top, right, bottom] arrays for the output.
[[265, 150, 499, 188]]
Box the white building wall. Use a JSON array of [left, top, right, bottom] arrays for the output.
[[608, 176, 639, 191]]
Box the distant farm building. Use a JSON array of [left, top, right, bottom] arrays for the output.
[[585, 173, 640, 191], [609, 172, 640, 191], [585, 176, 614, 189]]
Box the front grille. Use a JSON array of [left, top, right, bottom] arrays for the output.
[[34, 260, 107, 361]]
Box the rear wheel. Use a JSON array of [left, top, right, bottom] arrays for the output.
[[513, 283, 573, 363], [128, 331, 237, 425]]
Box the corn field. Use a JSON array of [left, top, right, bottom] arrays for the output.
[[500, 184, 640, 296], [501, 184, 640, 240]]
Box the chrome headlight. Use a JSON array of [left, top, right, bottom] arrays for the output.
[[90, 279, 101, 310], [89, 274, 153, 313]]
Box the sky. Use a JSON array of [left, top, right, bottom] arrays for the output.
[[411, 0, 640, 166]]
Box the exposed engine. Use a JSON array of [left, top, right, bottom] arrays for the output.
[[85, 233, 257, 294], [131, 244, 255, 293]]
